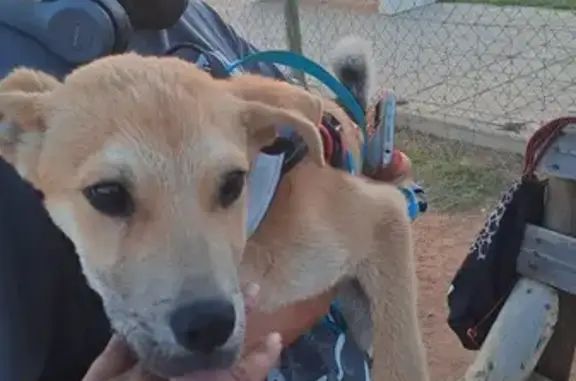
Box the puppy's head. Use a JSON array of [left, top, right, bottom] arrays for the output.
[[0, 54, 324, 377]]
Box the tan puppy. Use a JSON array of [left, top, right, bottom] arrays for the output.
[[0, 52, 428, 381]]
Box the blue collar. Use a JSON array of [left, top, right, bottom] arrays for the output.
[[400, 186, 421, 221]]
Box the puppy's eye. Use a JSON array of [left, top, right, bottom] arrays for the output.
[[83, 181, 134, 218], [218, 170, 246, 208]]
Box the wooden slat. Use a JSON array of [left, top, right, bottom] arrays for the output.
[[518, 224, 576, 295], [462, 278, 558, 381], [538, 124, 576, 181], [533, 177, 576, 381]]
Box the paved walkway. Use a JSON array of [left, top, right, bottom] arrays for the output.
[[208, 0, 576, 140]]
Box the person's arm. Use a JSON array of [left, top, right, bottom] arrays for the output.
[[188, 1, 291, 81]]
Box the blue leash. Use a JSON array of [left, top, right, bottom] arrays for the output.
[[227, 50, 425, 221]]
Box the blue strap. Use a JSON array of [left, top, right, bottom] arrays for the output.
[[345, 151, 357, 175], [400, 187, 421, 221], [226, 51, 368, 160], [323, 301, 349, 334]]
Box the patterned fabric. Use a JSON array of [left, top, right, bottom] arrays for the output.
[[469, 183, 519, 261], [269, 306, 371, 381]]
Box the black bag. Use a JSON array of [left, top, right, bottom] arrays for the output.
[[446, 116, 576, 350], [447, 177, 545, 349]]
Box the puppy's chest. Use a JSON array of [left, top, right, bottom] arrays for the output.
[[239, 237, 355, 312]]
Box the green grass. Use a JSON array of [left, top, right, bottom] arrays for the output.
[[442, 0, 576, 10], [395, 128, 523, 212]]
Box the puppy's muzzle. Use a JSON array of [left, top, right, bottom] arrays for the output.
[[169, 298, 236, 353]]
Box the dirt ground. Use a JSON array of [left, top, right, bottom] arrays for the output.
[[413, 211, 487, 381]]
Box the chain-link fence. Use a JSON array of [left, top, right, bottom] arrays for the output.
[[206, 0, 576, 150]]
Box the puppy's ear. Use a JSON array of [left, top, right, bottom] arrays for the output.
[[240, 100, 325, 167], [0, 68, 61, 94], [0, 68, 59, 127], [225, 75, 325, 167], [0, 68, 60, 169]]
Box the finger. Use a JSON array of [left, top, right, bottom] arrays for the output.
[[230, 332, 282, 381], [123, 365, 166, 381], [243, 283, 260, 316], [83, 334, 137, 381]]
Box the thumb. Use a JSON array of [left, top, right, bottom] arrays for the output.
[[230, 333, 282, 381]]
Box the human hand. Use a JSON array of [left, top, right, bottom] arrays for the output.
[[82, 284, 282, 381], [82, 284, 336, 381], [243, 287, 336, 352]]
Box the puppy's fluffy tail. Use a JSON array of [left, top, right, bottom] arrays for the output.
[[330, 36, 374, 113]]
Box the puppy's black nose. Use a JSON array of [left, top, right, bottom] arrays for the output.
[[169, 299, 236, 353]]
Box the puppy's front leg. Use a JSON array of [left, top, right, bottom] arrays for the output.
[[356, 206, 429, 381]]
